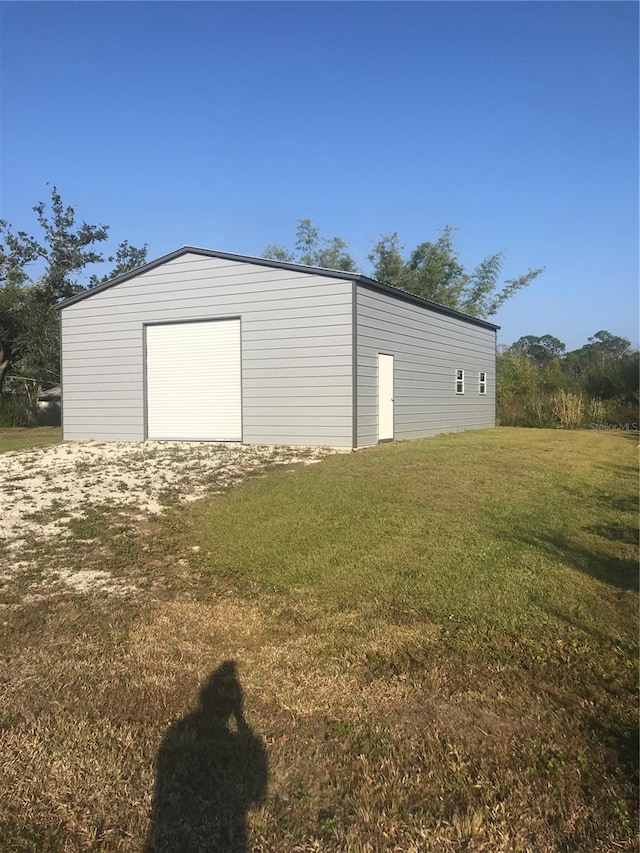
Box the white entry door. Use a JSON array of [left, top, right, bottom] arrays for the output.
[[378, 353, 394, 441], [146, 319, 242, 441]]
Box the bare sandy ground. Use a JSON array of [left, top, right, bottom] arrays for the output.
[[0, 441, 336, 595]]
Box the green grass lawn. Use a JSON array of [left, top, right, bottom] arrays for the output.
[[1, 427, 638, 852], [188, 427, 637, 630], [0, 426, 61, 452]]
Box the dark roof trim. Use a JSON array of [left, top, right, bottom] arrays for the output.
[[354, 278, 499, 331], [56, 246, 500, 331]]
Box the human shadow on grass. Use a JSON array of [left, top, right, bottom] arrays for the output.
[[145, 661, 268, 853]]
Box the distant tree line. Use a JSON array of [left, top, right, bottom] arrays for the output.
[[498, 331, 639, 428]]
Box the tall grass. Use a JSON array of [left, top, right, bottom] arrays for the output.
[[497, 350, 639, 429], [498, 391, 638, 429]]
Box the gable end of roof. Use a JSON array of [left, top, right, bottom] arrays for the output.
[[56, 246, 499, 331]]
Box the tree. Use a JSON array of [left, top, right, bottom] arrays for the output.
[[584, 330, 632, 362], [32, 187, 109, 301], [498, 329, 639, 428], [266, 220, 543, 319], [369, 227, 544, 318], [0, 285, 56, 393], [89, 240, 149, 286], [367, 233, 410, 291], [0, 186, 147, 392], [508, 334, 566, 368], [564, 331, 637, 400], [0, 227, 44, 392], [264, 219, 357, 272], [0, 289, 59, 392]]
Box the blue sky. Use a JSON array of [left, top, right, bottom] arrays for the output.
[[1, 1, 637, 350]]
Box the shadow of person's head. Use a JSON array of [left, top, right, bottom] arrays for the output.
[[199, 660, 244, 727]]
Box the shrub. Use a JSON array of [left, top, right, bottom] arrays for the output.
[[497, 392, 555, 428], [498, 391, 639, 431], [0, 393, 37, 427], [552, 391, 584, 428], [586, 395, 639, 429], [587, 397, 607, 424], [36, 402, 61, 427]]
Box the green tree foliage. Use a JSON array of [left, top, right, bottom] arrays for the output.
[[265, 219, 357, 272], [563, 331, 638, 400], [510, 334, 566, 368], [89, 240, 149, 286], [368, 227, 544, 318], [0, 186, 147, 394], [498, 330, 639, 428], [266, 220, 543, 318], [0, 288, 60, 391], [32, 187, 110, 301]]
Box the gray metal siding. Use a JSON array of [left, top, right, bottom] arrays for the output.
[[61, 254, 353, 445], [355, 285, 496, 447]]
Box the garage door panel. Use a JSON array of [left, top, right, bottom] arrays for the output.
[[145, 320, 241, 441]]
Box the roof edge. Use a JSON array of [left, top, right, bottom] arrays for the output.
[[56, 245, 500, 330], [354, 277, 500, 331]]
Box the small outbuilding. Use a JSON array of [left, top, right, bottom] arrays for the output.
[[57, 247, 498, 448]]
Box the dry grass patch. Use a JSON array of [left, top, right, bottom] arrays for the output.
[[2, 590, 636, 852]]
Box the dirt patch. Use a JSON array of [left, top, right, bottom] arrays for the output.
[[0, 441, 337, 597]]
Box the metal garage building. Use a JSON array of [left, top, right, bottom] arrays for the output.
[[57, 247, 498, 448]]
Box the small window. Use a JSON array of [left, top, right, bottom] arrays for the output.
[[479, 372, 487, 395], [456, 369, 464, 394]]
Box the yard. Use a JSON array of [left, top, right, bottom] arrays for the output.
[[0, 426, 61, 453], [0, 428, 637, 852]]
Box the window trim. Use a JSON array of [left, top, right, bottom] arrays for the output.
[[479, 371, 487, 395], [456, 369, 465, 395]]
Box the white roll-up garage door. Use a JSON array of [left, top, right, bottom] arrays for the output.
[[145, 319, 242, 441]]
